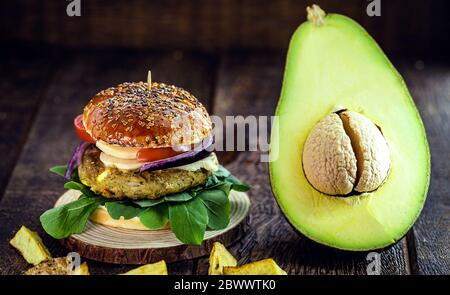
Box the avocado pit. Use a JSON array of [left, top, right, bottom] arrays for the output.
[[302, 110, 390, 196]]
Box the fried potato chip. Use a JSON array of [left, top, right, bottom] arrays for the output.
[[24, 257, 90, 275], [9, 226, 52, 265], [74, 262, 90, 275], [223, 258, 287, 275], [208, 242, 237, 275], [121, 260, 167, 275]]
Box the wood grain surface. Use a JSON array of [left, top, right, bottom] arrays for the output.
[[0, 48, 57, 198], [399, 61, 450, 275], [0, 49, 448, 275], [4, 0, 450, 57]]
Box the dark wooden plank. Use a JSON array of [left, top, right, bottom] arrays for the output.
[[195, 53, 410, 275], [0, 47, 57, 199], [4, 0, 449, 57], [399, 61, 450, 275], [0, 49, 216, 274]]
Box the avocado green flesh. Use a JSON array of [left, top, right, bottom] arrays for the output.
[[270, 14, 430, 250]]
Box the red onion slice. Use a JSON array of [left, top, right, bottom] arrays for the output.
[[65, 141, 91, 179], [139, 136, 213, 172]]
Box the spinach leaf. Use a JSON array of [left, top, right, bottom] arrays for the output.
[[71, 168, 81, 182], [230, 183, 250, 192], [205, 174, 220, 187], [49, 165, 67, 177], [133, 198, 165, 208], [199, 188, 230, 230], [40, 196, 102, 239], [63, 181, 85, 191], [105, 202, 143, 220], [133, 192, 192, 207], [139, 204, 169, 229], [164, 192, 192, 202], [214, 165, 231, 178], [50, 164, 80, 180], [168, 197, 208, 245], [216, 183, 232, 195], [225, 174, 250, 192], [214, 165, 250, 192], [64, 181, 98, 198]]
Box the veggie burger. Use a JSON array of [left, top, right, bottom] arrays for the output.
[[40, 81, 249, 245]]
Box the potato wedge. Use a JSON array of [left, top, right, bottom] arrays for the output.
[[223, 258, 287, 275], [10, 226, 52, 265], [24, 257, 90, 275], [73, 262, 90, 275], [208, 242, 237, 275], [121, 260, 167, 275]]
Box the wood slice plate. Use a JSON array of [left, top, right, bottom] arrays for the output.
[[55, 190, 251, 264]]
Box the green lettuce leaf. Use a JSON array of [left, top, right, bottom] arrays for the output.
[[138, 204, 169, 229], [199, 186, 230, 230], [134, 192, 192, 207], [164, 192, 192, 202], [105, 202, 143, 220], [168, 197, 208, 245], [133, 198, 165, 208], [49, 165, 67, 177], [40, 196, 103, 239], [64, 181, 98, 198]]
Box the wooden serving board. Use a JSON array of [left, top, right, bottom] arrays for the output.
[[55, 190, 251, 264]]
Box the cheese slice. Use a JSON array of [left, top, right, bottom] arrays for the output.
[[173, 152, 219, 172], [99, 152, 219, 172], [99, 152, 143, 170], [96, 140, 140, 160]]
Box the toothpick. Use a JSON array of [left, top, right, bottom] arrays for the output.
[[147, 70, 152, 90]]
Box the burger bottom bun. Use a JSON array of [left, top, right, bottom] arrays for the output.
[[89, 206, 170, 231]]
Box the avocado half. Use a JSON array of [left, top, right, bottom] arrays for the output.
[[269, 6, 430, 251]]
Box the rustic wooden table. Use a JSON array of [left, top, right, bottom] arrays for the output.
[[0, 47, 448, 275]]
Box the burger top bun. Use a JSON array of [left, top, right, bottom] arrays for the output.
[[83, 82, 212, 148]]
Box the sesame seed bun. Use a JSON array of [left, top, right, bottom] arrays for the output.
[[83, 82, 212, 148]]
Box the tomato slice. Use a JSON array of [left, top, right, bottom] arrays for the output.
[[74, 114, 96, 144], [137, 147, 182, 162], [74, 114, 183, 161]]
